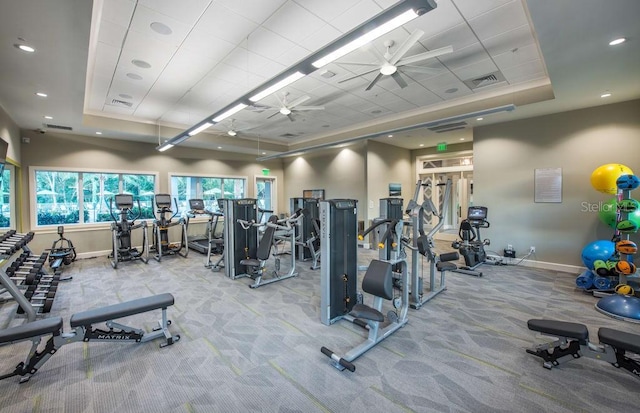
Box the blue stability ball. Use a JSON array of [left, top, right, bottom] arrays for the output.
[[581, 240, 616, 269], [595, 294, 640, 323], [616, 174, 640, 190]]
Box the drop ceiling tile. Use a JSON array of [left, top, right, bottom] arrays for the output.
[[397, 85, 442, 106], [246, 27, 298, 60], [120, 29, 177, 70], [468, 0, 529, 41], [222, 47, 285, 79], [181, 27, 236, 62], [483, 24, 536, 57], [138, 0, 212, 25], [404, 0, 464, 39], [92, 42, 121, 78], [263, 2, 326, 46], [453, 0, 513, 20], [100, 0, 136, 28], [87, 74, 112, 111], [215, 0, 287, 25], [278, 44, 315, 68], [299, 23, 342, 52], [439, 42, 489, 70], [330, 0, 382, 33], [421, 22, 477, 52], [129, 5, 192, 47], [492, 43, 539, 70], [197, 3, 259, 45], [294, 0, 360, 21], [97, 19, 128, 48], [501, 59, 545, 83], [451, 58, 499, 82], [102, 104, 135, 116]]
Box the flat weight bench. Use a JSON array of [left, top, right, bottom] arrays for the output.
[[526, 319, 640, 379], [0, 293, 179, 383]]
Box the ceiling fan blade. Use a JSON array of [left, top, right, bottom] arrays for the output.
[[365, 73, 384, 91], [338, 67, 381, 84], [337, 61, 381, 67], [397, 45, 453, 66], [288, 95, 311, 108], [294, 106, 325, 111], [391, 72, 408, 88], [287, 114, 295, 122], [401, 65, 441, 74], [389, 29, 425, 65], [266, 111, 280, 119], [363, 42, 388, 64]]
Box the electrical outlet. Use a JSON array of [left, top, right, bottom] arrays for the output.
[[530, 246, 536, 253], [507, 244, 513, 251]]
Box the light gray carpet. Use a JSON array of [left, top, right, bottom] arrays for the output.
[[0, 243, 639, 413]]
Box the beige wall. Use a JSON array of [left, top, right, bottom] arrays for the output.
[[20, 130, 285, 254], [0, 103, 22, 164], [474, 99, 640, 268], [365, 140, 412, 222]]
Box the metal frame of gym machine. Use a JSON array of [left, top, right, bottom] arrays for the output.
[[151, 194, 188, 262], [319, 199, 409, 372], [107, 194, 149, 269], [185, 199, 224, 268], [290, 197, 321, 270]]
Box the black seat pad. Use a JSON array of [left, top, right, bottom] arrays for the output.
[[349, 303, 384, 322], [436, 262, 457, 271], [240, 259, 261, 267], [70, 293, 174, 327], [0, 316, 63, 343], [598, 327, 640, 354], [527, 319, 589, 340]]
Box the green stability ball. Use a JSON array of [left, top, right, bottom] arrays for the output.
[[598, 198, 618, 228]]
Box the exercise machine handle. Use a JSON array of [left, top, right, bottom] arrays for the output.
[[320, 346, 356, 372]]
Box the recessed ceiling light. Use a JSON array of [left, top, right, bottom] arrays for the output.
[[419, 144, 424, 147], [387, 134, 393, 138], [35, 92, 47, 97], [15, 44, 35, 53], [95, 131, 102, 135], [132, 59, 151, 69], [445, 88, 458, 94], [601, 92, 612, 98], [609, 37, 626, 46], [227, 130, 237, 136], [217, 146, 222, 149], [476, 117, 483, 121], [126, 73, 143, 80], [460, 138, 465, 141], [150, 22, 172, 35], [261, 152, 266, 155], [43, 115, 53, 120]]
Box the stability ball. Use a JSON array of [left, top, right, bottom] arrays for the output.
[[616, 174, 640, 190], [598, 198, 618, 228], [581, 240, 616, 269], [591, 164, 634, 194]]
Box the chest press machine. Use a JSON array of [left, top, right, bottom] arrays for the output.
[[0, 293, 180, 384]]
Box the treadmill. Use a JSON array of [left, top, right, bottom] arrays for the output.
[[186, 199, 222, 254]]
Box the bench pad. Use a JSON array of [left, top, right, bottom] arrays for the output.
[[598, 327, 640, 355], [528, 319, 589, 340], [69, 293, 174, 327], [0, 317, 63, 343]]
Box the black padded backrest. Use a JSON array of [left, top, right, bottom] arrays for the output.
[[256, 215, 278, 260], [361, 259, 393, 300]]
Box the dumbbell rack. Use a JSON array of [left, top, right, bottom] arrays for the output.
[[0, 231, 52, 322]]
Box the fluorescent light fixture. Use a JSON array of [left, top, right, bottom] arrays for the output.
[[43, 115, 53, 119], [609, 37, 626, 46], [35, 92, 47, 97], [312, 9, 420, 68], [16, 44, 35, 52], [249, 72, 305, 102], [212, 103, 248, 123], [188, 122, 213, 136], [476, 117, 483, 121], [95, 131, 102, 135], [601, 92, 612, 98], [158, 143, 174, 152]]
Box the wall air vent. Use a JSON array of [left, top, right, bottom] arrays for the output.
[[427, 121, 467, 133], [110, 99, 133, 107], [464, 71, 506, 90], [44, 123, 73, 131]]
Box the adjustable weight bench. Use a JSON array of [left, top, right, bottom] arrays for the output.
[[0, 293, 180, 383], [526, 319, 640, 379]]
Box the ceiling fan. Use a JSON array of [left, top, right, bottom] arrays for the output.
[[263, 92, 325, 122], [338, 29, 453, 91]]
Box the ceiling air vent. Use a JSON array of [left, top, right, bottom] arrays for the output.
[[110, 99, 133, 107], [44, 123, 73, 131], [464, 70, 506, 90], [428, 121, 467, 133], [279, 133, 302, 139]]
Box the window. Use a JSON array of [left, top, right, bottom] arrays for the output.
[[32, 168, 156, 227], [170, 174, 246, 214], [0, 165, 13, 229]]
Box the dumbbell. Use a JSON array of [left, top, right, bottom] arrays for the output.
[[25, 283, 58, 297], [26, 272, 61, 287], [10, 258, 46, 270], [19, 252, 49, 262], [16, 293, 55, 314]]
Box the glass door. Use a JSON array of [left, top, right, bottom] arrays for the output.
[[255, 177, 276, 224]]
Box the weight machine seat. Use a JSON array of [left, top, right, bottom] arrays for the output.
[[598, 328, 640, 354], [348, 260, 393, 322], [239, 215, 277, 268], [0, 317, 63, 344], [69, 293, 174, 328], [350, 304, 384, 322], [527, 319, 589, 341], [436, 262, 458, 272]]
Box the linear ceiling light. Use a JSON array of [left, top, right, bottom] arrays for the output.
[[188, 122, 213, 136], [158, 143, 174, 152], [212, 103, 248, 123], [249, 71, 305, 102], [312, 8, 424, 68]]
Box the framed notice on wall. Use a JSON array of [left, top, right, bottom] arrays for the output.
[[534, 167, 562, 203]]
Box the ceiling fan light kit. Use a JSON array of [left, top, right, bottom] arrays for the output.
[[157, 0, 438, 152]]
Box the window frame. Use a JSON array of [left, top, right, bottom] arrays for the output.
[[0, 163, 16, 230], [29, 166, 159, 229]]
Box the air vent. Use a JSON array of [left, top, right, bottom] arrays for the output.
[[110, 99, 133, 107], [464, 70, 506, 90], [279, 133, 302, 139], [44, 123, 73, 131], [428, 121, 467, 133]]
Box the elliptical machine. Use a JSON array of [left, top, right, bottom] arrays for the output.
[[451, 206, 490, 276], [108, 194, 149, 269], [151, 194, 188, 262]]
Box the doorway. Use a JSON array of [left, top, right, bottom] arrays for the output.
[[255, 176, 276, 224]]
